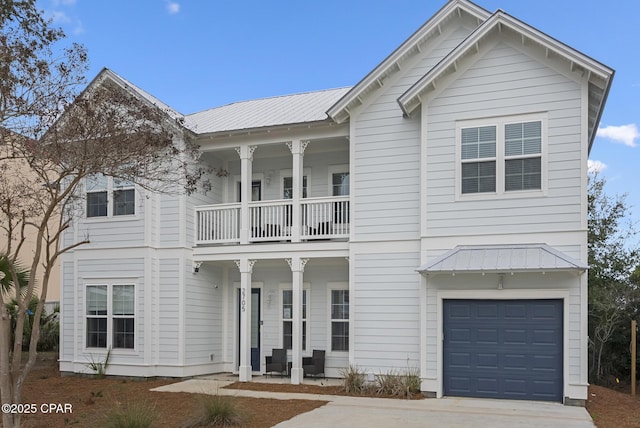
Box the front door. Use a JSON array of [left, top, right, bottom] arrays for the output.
[[238, 288, 261, 372]]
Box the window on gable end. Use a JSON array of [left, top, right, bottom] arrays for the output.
[[457, 114, 546, 198]]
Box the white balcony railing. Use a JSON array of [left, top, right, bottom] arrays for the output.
[[195, 203, 240, 244], [301, 196, 349, 240], [195, 196, 350, 245]]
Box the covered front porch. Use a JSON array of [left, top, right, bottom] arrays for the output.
[[193, 255, 350, 384]]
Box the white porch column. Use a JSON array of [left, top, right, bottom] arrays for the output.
[[287, 256, 308, 384], [236, 145, 256, 244], [236, 258, 256, 382], [287, 140, 308, 243]]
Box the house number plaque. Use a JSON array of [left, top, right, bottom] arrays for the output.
[[241, 288, 246, 312]]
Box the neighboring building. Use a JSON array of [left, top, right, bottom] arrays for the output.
[[0, 132, 60, 313], [59, 0, 613, 405]]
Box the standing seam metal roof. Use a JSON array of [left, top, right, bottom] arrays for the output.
[[185, 87, 352, 134], [417, 244, 588, 274]]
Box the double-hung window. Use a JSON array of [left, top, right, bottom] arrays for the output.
[[504, 121, 542, 191], [282, 289, 307, 351], [86, 175, 108, 217], [330, 289, 349, 351], [86, 174, 136, 218], [461, 126, 497, 194], [113, 178, 136, 216], [458, 114, 545, 197], [86, 284, 135, 350], [283, 176, 308, 199]]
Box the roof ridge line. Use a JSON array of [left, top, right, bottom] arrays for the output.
[[186, 86, 353, 117]]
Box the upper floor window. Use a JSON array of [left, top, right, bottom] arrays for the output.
[[283, 176, 307, 199], [458, 114, 545, 198], [86, 174, 135, 218], [332, 172, 350, 196]]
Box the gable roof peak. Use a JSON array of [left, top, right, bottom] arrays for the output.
[[327, 0, 490, 124]]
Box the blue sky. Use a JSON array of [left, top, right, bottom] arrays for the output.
[[42, 0, 639, 227]]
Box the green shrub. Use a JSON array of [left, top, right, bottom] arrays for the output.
[[101, 400, 157, 428], [340, 365, 369, 395], [184, 394, 245, 427], [375, 367, 421, 398], [87, 347, 111, 378]]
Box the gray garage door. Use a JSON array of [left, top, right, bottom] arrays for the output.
[[443, 299, 563, 402]]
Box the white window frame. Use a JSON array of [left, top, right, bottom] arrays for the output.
[[327, 164, 350, 197], [85, 174, 137, 219], [455, 113, 547, 201], [280, 168, 311, 199], [327, 283, 349, 353], [84, 282, 136, 352], [234, 173, 264, 202], [280, 283, 310, 354]]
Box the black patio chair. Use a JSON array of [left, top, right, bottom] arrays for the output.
[[303, 349, 325, 378], [265, 348, 287, 377]]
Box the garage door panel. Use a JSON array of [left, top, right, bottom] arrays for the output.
[[504, 329, 527, 344], [443, 299, 562, 402], [449, 328, 471, 343], [504, 303, 527, 319], [476, 353, 498, 368], [476, 303, 499, 318], [532, 329, 559, 345], [477, 328, 498, 344]]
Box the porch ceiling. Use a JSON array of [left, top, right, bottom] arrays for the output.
[[199, 136, 349, 162]]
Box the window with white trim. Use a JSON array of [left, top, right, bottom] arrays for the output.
[[283, 176, 308, 199], [86, 174, 136, 218], [458, 115, 544, 196], [330, 289, 349, 351], [282, 289, 307, 351], [86, 284, 135, 349]]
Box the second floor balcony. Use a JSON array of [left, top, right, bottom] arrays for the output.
[[195, 195, 349, 245], [193, 135, 349, 246]]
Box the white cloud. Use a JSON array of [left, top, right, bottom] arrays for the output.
[[166, 2, 180, 14], [596, 124, 639, 148], [72, 20, 85, 35], [52, 0, 77, 6], [588, 159, 608, 174], [50, 10, 71, 24]]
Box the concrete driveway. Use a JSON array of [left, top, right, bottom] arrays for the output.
[[273, 395, 594, 428], [153, 378, 594, 428]]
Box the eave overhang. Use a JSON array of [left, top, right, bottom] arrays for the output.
[[326, 0, 490, 124], [417, 244, 588, 276], [397, 10, 614, 151]]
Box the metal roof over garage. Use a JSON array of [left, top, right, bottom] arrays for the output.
[[417, 244, 587, 274]]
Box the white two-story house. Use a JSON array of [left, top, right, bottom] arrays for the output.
[[59, 0, 613, 405]]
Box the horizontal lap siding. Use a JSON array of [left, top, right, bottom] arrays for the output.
[[354, 253, 420, 370], [159, 258, 180, 363], [426, 42, 583, 237], [353, 24, 475, 242], [79, 218, 145, 248], [160, 193, 181, 246], [61, 261, 75, 360], [184, 261, 223, 364]]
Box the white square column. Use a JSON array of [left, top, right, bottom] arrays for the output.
[[236, 259, 255, 382], [287, 257, 308, 384], [236, 145, 256, 244], [286, 140, 308, 242]]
